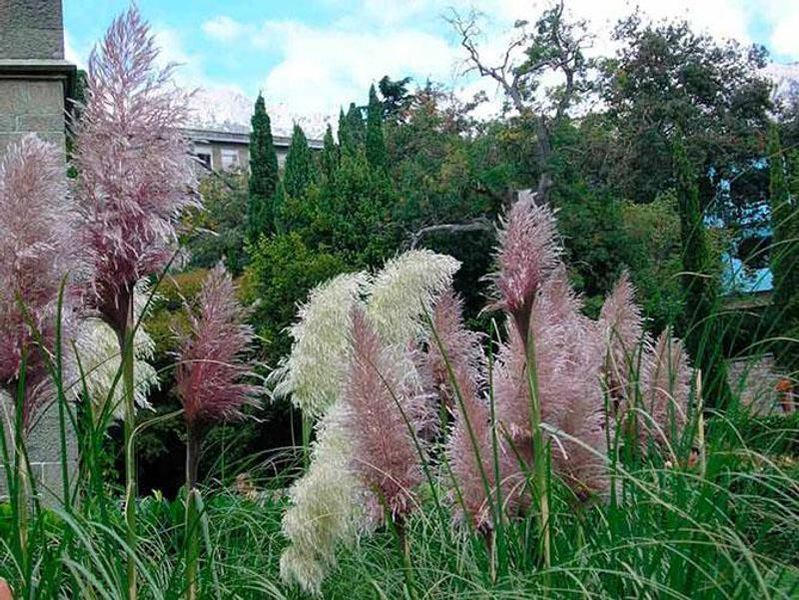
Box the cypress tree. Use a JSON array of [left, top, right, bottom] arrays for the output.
[[337, 108, 351, 155], [321, 124, 338, 181], [283, 124, 316, 199], [247, 93, 279, 243], [342, 102, 365, 155], [769, 128, 799, 373], [674, 135, 731, 407], [365, 84, 386, 169]]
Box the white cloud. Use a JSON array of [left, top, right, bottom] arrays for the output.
[[202, 15, 251, 42], [763, 0, 799, 59], [193, 0, 798, 119], [254, 21, 458, 113]]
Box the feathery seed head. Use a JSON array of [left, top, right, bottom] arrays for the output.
[[271, 272, 368, 420], [73, 6, 198, 333], [489, 196, 560, 341], [343, 307, 423, 521], [280, 403, 368, 595], [176, 264, 260, 428], [365, 249, 460, 346], [598, 271, 646, 412], [429, 289, 498, 529], [0, 134, 82, 429], [494, 266, 610, 501], [637, 329, 691, 450]]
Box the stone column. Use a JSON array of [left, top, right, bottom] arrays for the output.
[[0, 0, 77, 502]]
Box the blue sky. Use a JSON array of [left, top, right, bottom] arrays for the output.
[[64, 1, 799, 116]]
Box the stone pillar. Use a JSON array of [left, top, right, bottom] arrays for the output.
[[0, 0, 77, 502]]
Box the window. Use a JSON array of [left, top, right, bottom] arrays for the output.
[[195, 152, 211, 170], [221, 148, 240, 170]]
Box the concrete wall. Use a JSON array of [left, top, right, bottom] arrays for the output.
[[0, 396, 78, 502], [0, 77, 66, 155], [727, 355, 781, 415], [0, 0, 64, 60]]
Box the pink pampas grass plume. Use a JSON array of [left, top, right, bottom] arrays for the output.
[[489, 196, 559, 343], [637, 329, 691, 451], [544, 275, 609, 499], [0, 135, 81, 429], [72, 6, 197, 334], [425, 288, 485, 411], [598, 271, 645, 414], [494, 268, 609, 501], [343, 308, 422, 522], [428, 289, 497, 530], [176, 264, 260, 431]]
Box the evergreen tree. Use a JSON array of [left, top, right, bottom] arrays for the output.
[[272, 180, 289, 235], [674, 135, 731, 407], [365, 84, 386, 169], [247, 93, 279, 243], [378, 75, 413, 121], [337, 108, 349, 151], [321, 124, 338, 181], [283, 124, 316, 199], [769, 128, 799, 374], [341, 102, 365, 155]]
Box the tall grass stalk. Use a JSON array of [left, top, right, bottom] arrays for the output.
[[523, 331, 551, 571], [117, 292, 139, 600]]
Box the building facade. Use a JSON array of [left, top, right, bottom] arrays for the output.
[[186, 126, 324, 173]]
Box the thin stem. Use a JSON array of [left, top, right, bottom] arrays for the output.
[[394, 518, 416, 600], [695, 370, 706, 478], [54, 282, 72, 507], [118, 288, 138, 600], [524, 326, 551, 571], [185, 425, 202, 600], [14, 428, 29, 581], [301, 412, 311, 469]]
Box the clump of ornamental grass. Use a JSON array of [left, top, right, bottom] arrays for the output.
[[597, 273, 692, 459], [484, 200, 566, 566], [175, 264, 261, 600], [278, 195, 702, 595], [71, 7, 197, 594], [0, 134, 82, 432], [279, 250, 459, 595], [0, 135, 83, 587]]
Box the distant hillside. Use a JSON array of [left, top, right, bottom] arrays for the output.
[[185, 87, 334, 139]]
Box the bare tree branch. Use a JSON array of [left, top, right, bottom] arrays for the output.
[[447, 1, 593, 203], [407, 217, 494, 250]]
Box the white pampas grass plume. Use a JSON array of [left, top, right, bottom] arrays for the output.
[[73, 315, 158, 421], [271, 272, 368, 419], [280, 404, 368, 595], [365, 250, 460, 346]]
